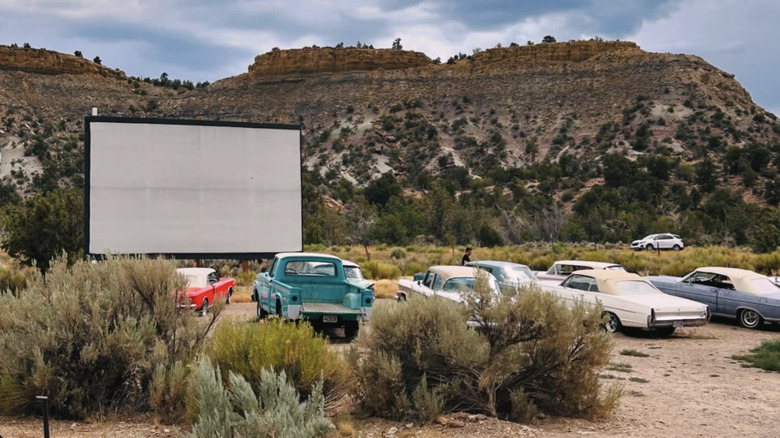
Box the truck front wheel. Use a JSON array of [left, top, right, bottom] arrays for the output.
[[257, 300, 268, 320]]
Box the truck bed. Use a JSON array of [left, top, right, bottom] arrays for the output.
[[301, 302, 362, 314]]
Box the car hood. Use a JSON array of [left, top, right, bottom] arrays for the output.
[[347, 278, 375, 290], [618, 293, 706, 311]]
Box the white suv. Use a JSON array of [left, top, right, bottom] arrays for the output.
[[630, 233, 684, 251]]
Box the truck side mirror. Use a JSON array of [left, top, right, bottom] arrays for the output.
[[261, 267, 267, 273]]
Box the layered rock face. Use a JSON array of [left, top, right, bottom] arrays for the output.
[[248, 47, 432, 79], [0, 45, 125, 78]]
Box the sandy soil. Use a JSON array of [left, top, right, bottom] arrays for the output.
[[2, 302, 779, 438]]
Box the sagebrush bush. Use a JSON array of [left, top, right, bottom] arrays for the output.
[[0, 256, 218, 419], [0, 261, 29, 296], [349, 277, 620, 422], [184, 358, 332, 438], [390, 247, 407, 259], [205, 319, 349, 409], [360, 260, 401, 280]]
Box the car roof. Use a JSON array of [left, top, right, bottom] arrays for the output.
[[427, 265, 483, 281], [466, 260, 531, 269], [568, 269, 652, 295], [692, 267, 763, 278], [551, 260, 623, 269], [274, 252, 341, 261], [570, 269, 641, 281], [176, 267, 215, 276]]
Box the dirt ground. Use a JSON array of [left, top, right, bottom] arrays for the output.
[[2, 301, 779, 438]]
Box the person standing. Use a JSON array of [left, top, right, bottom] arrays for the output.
[[461, 247, 472, 266]]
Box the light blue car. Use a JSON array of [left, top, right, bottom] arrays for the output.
[[465, 260, 538, 295], [648, 266, 780, 329]]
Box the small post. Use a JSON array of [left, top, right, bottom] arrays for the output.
[[241, 260, 249, 272], [36, 396, 50, 438]]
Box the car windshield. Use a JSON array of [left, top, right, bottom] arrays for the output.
[[505, 266, 538, 283], [605, 265, 626, 271], [344, 266, 364, 280], [643, 234, 658, 240], [615, 280, 661, 295]]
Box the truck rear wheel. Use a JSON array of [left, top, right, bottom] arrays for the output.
[[344, 322, 359, 340]]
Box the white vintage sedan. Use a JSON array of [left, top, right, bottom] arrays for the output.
[[536, 260, 625, 283], [397, 265, 501, 304], [541, 269, 710, 335]]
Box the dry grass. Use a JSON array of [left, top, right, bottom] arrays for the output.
[[230, 286, 254, 303], [374, 279, 399, 299], [336, 420, 354, 436]]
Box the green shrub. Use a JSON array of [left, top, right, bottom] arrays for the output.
[[732, 339, 780, 371], [390, 247, 407, 259], [236, 270, 257, 286], [205, 319, 349, 408], [360, 260, 402, 280], [403, 260, 428, 276], [349, 279, 619, 422], [184, 357, 332, 438], [0, 256, 216, 419]]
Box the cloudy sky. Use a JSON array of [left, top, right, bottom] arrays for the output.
[[1, 0, 778, 115]]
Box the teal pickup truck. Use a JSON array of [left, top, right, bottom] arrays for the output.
[[252, 252, 374, 338]]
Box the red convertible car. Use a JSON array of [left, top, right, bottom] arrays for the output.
[[176, 267, 235, 316]]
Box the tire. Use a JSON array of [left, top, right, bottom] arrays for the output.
[[276, 298, 283, 317], [738, 309, 762, 329], [199, 299, 209, 317], [656, 327, 676, 337], [673, 244, 681, 251], [603, 312, 621, 333], [646, 244, 654, 251], [226, 287, 233, 305], [257, 299, 268, 320], [344, 322, 359, 340]]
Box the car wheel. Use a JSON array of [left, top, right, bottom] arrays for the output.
[[738, 309, 762, 329], [344, 322, 359, 340], [257, 299, 268, 320], [226, 287, 233, 305], [646, 244, 654, 251], [200, 299, 209, 317], [673, 244, 681, 251], [603, 312, 621, 333], [276, 298, 283, 317], [656, 327, 676, 337]]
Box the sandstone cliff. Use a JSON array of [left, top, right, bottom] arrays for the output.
[[248, 47, 432, 79], [0, 45, 125, 78]]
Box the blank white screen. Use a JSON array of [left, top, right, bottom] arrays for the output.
[[87, 120, 302, 255]]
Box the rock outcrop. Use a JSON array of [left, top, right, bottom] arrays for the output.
[[248, 47, 432, 79], [0, 45, 125, 78]]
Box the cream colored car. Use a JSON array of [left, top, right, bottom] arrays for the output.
[[541, 269, 709, 335], [397, 265, 501, 304]]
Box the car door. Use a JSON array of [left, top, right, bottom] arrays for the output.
[[678, 271, 720, 311], [207, 271, 219, 302], [560, 274, 594, 304]]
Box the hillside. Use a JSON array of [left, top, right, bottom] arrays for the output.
[[1, 41, 780, 248]]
